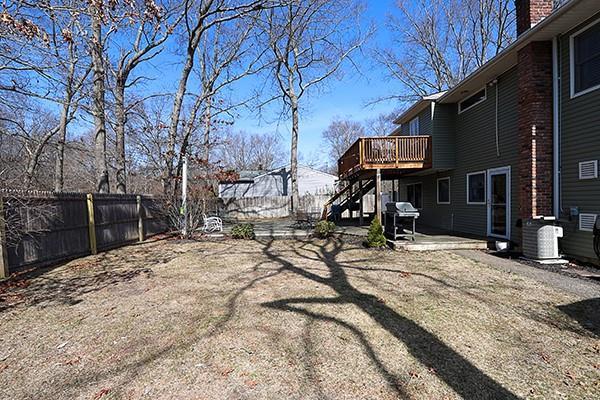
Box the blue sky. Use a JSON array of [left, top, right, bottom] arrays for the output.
[[136, 0, 401, 166]]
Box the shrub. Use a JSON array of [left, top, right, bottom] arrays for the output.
[[366, 217, 387, 248], [231, 223, 255, 239], [314, 220, 336, 238]]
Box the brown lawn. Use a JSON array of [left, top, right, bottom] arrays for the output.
[[0, 237, 598, 400]]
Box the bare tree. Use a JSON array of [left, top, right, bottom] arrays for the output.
[[109, 1, 176, 194], [163, 0, 274, 197], [374, 0, 515, 102], [321, 117, 365, 164], [365, 111, 397, 136], [262, 0, 368, 212], [216, 129, 284, 171]]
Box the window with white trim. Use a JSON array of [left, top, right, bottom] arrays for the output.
[[571, 19, 600, 97], [437, 177, 450, 204], [467, 171, 486, 204], [409, 117, 419, 136], [458, 88, 486, 113], [406, 183, 422, 209]]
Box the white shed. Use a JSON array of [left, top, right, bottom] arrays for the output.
[[219, 165, 336, 198]]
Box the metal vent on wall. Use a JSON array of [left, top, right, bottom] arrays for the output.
[[579, 160, 598, 180], [579, 213, 598, 232]]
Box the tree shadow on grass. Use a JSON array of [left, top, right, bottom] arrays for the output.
[[557, 297, 599, 337], [260, 237, 520, 400], [0, 241, 179, 312]]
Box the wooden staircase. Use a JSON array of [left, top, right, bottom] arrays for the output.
[[322, 179, 375, 220]]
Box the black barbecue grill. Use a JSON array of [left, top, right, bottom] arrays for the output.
[[384, 202, 420, 241]]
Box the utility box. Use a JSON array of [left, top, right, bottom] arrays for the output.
[[523, 217, 563, 260]]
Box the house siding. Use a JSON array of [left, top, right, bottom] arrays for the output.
[[399, 103, 455, 169], [558, 14, 600, 262], [398, 67, 521, 243], [399, 106, 432, 136], [431, 103, 456, 169]]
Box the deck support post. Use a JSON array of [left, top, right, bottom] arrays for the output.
[[348, 182, 354, 219], [359, 180, 364, 226], [137, 195, 145, 242], [375, 169, 382, 223], [392, 180, 396, 201], [86, 194, 97, 255]]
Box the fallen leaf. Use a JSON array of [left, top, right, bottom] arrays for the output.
[[61, 357, 80, 366], [93, 388, 111, 400], [245, 380, 257, 388]]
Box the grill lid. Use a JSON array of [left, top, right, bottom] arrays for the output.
[[386, 202, 419, 214]]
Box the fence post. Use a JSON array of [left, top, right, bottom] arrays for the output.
[[0, 197, 9, 279], [137, 195, 145, 242], [86, 194, 97, 255]]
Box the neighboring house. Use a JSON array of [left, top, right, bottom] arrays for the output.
[[333, 0, 600, 264], [219, 164, 336, 198]]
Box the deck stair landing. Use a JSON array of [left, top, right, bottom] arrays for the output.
[[388, 234, 488, 251]]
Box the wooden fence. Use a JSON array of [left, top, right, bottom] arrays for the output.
[[0, 190, 168, 277]]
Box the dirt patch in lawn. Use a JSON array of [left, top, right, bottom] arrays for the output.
[[0, 237, 598, 400]]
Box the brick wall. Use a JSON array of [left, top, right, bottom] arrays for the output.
[[516, 0, 554, 36], [517, 41, 554, 219]]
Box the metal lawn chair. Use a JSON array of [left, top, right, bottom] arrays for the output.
[[202, 213, 223, 233]]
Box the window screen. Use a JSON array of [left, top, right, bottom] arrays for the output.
[[437, 178, 450, 204], [407, 183, 422, 209], [467, 172, 486, 204], [459, 88, 486, 113], [573, 22, 600, 95], [409, 117, 419, 136]]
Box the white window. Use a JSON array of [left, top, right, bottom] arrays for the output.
[[458, 87, 487, 114], [437, 177, 450, 204], [409, 117, 419, 136], [579, 160, 598, 180], [406, 183, 423, 209], [467, 171, 486, 204], [570, 19, 600, 97]]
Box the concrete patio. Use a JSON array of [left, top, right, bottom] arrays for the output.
[[212, 218, 489, 251], [335, 219, 489, 251]]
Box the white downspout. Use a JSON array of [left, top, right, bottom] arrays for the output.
[[552, 36, 561, 218]]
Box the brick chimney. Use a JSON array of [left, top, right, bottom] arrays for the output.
[[516, 0, 554, 36], [517, 41, 554, 220]]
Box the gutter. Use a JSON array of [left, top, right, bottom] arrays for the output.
[[552, 36, 561, 218]]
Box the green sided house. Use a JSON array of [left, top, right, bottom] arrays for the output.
[[329, 0, 600, 264]]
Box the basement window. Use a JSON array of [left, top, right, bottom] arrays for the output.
[[458, 87, 486, 114], [571, 19, 600, 97]]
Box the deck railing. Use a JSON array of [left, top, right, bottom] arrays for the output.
[[338, 135, 432, 178]]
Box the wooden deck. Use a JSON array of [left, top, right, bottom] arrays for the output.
[[338, 136, 432, 180]]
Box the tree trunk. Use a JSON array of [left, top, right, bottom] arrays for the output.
[[53, 100, 71, 192], [203, 95, 212, 163], [115, 76, 127, 194], [165, 53, 195, 197], [290, 94, 300, 214], [24, 126, 60, 188], [54, 62, 75, 192], [91, 8, 109, 193]]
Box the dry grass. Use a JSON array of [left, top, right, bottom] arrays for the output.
[[0, 237, 598, 400]]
